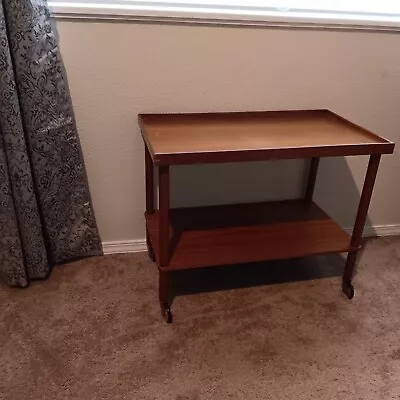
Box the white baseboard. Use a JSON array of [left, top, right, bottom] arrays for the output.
[[102, 224, 400, 255], [103, 239, 147, 255], [344, 224, 400, 237]]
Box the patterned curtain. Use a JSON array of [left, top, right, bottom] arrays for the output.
[[0, 0, 102, 287]]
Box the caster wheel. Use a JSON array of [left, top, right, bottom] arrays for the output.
[[161, 303, 173, 323], [147, 246, 155, 262], [342, 282, 355, 300]]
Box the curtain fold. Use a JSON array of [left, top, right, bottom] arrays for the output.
[[0, 0, 102, 287]]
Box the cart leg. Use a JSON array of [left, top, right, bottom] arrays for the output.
[[158, 165, 172, 322], [145, 145, 155, 262], [158, 165, 170, 268], [159, 270, 172, 323], [146, 229, 155, 262], [305, 157, 320, 202], [342, 154, 381, 299]]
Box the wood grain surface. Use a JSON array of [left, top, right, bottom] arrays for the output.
[[139, 110, 394, 165], [146, 199, 351, 271]]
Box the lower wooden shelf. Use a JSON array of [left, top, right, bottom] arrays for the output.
[[146, 199, 351, 271]]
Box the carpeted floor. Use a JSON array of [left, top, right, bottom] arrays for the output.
[[1, 237, 400, 399]]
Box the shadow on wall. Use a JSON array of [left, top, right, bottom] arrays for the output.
[[314, 156, 374, 234], [168, 156, 374, 299], [171, 156, 374, 231]]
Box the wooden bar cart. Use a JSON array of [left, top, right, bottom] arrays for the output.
[[139, 110, 395, 323]]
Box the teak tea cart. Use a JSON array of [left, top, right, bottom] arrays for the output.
[[139, 110, 395, 323]]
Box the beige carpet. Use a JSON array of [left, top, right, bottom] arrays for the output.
[[1, 236, 400, 400]]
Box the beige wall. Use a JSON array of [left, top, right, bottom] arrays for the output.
[[56, 21, 400, 244]]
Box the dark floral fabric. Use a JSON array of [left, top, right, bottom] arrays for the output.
[[0, 0, 102, 287]]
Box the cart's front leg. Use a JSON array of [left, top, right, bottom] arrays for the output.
[[158, 165, 172, 322], [158, 165, 170, 267], [145, 144, 156, 262], [159, 270, 172, 323], [342, 154, 381, 299]]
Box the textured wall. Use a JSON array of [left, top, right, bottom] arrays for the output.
[[56, 21, 400, 243]]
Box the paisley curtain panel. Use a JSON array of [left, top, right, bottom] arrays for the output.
[[0, 0, 102, 287]]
